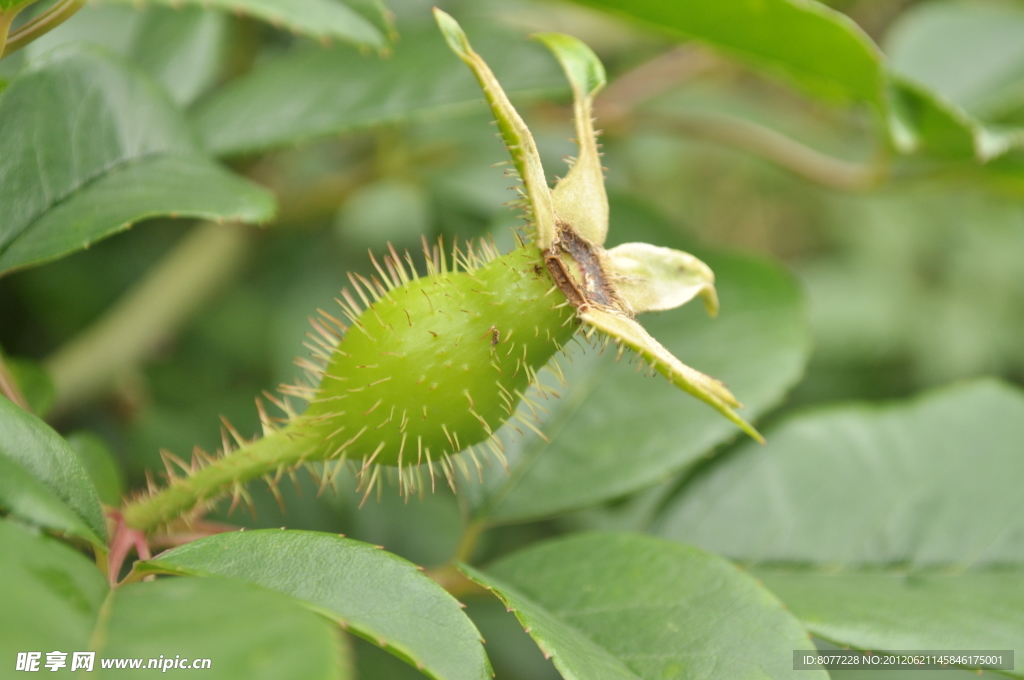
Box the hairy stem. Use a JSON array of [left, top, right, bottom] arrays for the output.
[[122, 422, 320, 533], [45, 222, 251, 416], [1, 0, 85, 58], [644, 110, 887, 191]]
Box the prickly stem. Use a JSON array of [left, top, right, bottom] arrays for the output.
[[122, 426, 318, 533]]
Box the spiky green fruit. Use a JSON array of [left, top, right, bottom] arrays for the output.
[[301, 244, 576, 474]]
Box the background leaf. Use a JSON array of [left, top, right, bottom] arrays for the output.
[[97, 577, 348, 680], [479, 244, 809, 524], [20, 4, 232, 107], [0, 156, 275, 275], [464, 533, 824, 680], [139, 529, 491, 680], [757, 570, 1024, 670], [0, 43, 274, 276], [0, 396, 106, 546], [128, 6, 233, 107], [570, 0, 885, 108], [0, 519, 108, 655], [653, 379, 1024, 674], [66, 431, 124, 507], [4, 354, 54, 415], [885, 2, 1024, 119], [654, 379, 1024, 565], [0, 519, 347, 678], [572, 0, 1021, 163], [103, 0, 389, 50], [192, 22, 567, 157], [0, 0, 34, 13]]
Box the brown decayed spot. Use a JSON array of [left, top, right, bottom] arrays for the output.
[[545, 222, 625, 313]]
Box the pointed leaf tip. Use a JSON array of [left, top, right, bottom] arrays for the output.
[[536, 32, 609, 245], [531, 32, 606, 99], [432, 8, 469, 58], [432, 7, 556, 250], [580, 307, 764, 444]]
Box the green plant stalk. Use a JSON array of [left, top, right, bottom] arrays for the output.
[[46, 221, 251, 416], [1, 0, 85, 58], [122, 423, 319, 533], [645, 110, 887, 191]]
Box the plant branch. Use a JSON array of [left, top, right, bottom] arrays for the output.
[[424, 564, 487, 598], [45, 222, 252, 416], [1, 0, 85, 59], [452, 518, 487, 564], [594, 45, 718, 129], [643, 109, 887, 191], [0, 352, 30, 411], [121, 424, 322, 533]]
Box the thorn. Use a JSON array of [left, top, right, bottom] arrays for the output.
[[220, 416, 248, 448], [425, 449, 436, 493]]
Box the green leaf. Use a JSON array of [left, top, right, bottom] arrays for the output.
[[0, 518, 108, 655], [483, 249, 809, 523], [18, 5, 142, 57], [885, 2, 1024, 119], [20, 5, 230, 106], [4, 355, 55, 415], [463, 599, 562, 680], [102, 0, 388, 50], [137, 529, 491, 680], [531, 32, 605, 100], [0, 155, 274, 275], [128, 6, 233, 107], [889, 77, 1017, 162], [571, 0, 1022, 162], [339, 0, 393, 42], [193, 23, 567, 157], [0, 43, 275, 276], [97, 577, 348, 680], [66, 432, 124, 507], [653, 380, 1024, 675], [570, 0, 885, 108], [0, 519, 348, 679], [0, 0, 35, 13], [463, 533, 823, 680], [754, 569, 1024, 674], [0, 395, 106, 547], [654, 379, 1024, 565]]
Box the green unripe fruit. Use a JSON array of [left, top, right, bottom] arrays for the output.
[[302, 244, 576, 474], [121, 243, 578, 531]]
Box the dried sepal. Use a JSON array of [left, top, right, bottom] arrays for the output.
[[605, 243, 719, 316], [437, 11, 762, 444], [433, 8, 556, 249], [580, 307, 764, 443], [534, 32, 609, 247]]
